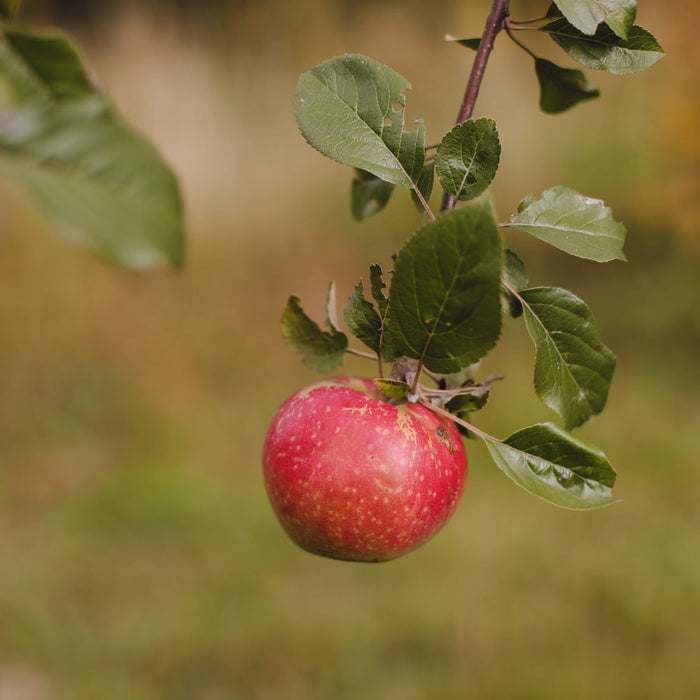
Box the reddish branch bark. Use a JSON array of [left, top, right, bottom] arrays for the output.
[[440, 0, 510, 214]]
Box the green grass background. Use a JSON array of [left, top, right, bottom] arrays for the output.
[[1, 1, 699, 698]]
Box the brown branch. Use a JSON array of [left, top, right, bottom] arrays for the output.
[[401, 1, 511, 396], [440, 0, 510, 214]]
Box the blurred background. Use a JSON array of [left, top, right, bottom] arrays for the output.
[[1, 1, 698, 698]]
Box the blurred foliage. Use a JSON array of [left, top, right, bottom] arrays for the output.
[[1, 1, 699, 698]]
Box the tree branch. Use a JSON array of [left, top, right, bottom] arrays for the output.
[[441, 0, 510, 214]]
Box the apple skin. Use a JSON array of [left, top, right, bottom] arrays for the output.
[[262, 377, 467, 562]]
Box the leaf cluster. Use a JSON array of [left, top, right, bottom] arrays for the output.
[[283, 1, 662, 511], [0, 12, 183, 269], [451, 0, 663, 114]]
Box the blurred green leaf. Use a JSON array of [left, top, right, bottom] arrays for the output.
[[485, 422, 617, 509], [435, 118, 500, 202], [325, 281, 342, 333], [0, 29, 184, 269], [295, 54, 425, 188], [445, 35, 481, 51], [386, 195, 502, 374], [552, 0, 636, 39], [0, 0, 21, 19], [343, 279, 382, 355], [507, 186, 626, 262], [502, 249, 528, 290], [543, 16, 664, 75], [535, 58, 600, 113], [501, 249, 528, 319], [282, 296, 348, 373], [351, 168, 394, 221], [518, 286, 616, 429], [4, 28, 93, 98]]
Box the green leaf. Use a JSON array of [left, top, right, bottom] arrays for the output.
[[343, 280, 382, 355], [552, 0, 636, 39], [518, 286, 616, 429], [351, 168, 394, 221], [435, 119, 500, 202], [4, 28, 93, 98], [0, 29, 184, 269], [368, 264, 398, 361], [369, 264, 390, 317], [445, 386, 491, 439], [535, 58, 600, 114], [485, 422, 617, 509], [517, 194, 537, 213], [445, 387, 490, 415], [282, 296, 348, 373], [543, 16, 664, 75], [501, 249, 528, 319], [295, 54, 425, 188], [445, 35, 481, 51], [410, 160, 434, 215], [0, 0, 21, 19], [371, 266, 400, 361], [374, 378, 409, 399], [386, 195, 502, 374], [502, 249, 528, 291], [507, 186, 626, 262]]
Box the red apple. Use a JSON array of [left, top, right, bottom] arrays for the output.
[[262, 377, 467, 562]]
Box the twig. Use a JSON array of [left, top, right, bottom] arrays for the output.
[[403, 1, 512, 395], [440, 0, 510, 214]]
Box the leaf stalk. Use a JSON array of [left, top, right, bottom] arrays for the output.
[[418, 398, 494, 443], [504, 19, 538, 60]]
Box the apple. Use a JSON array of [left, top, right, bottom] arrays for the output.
[[262, 376, 467, 562]]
